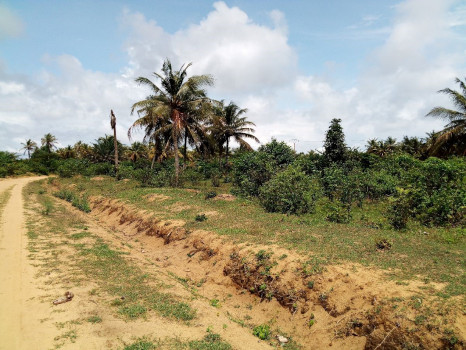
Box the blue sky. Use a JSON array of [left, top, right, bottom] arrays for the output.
[[1, 0, 465, 153]]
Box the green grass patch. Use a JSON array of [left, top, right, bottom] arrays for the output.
[[53, 176, 465, 299]]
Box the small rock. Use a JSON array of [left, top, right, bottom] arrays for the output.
[[276, 335, 288, 344]]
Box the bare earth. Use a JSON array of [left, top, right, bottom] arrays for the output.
[[0, 177, 464, 349], [0, 177, 46, 350]]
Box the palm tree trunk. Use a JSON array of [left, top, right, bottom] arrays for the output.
[[113, 126, 119, 172], [27, 150, 30, 159], [174, 129, 180, 186], [150, 146, 156, 170], [183, 127, 188, 170]]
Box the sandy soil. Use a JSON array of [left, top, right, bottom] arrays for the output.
[[0, 177, 46, 350]]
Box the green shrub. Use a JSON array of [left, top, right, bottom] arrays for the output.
[[326, 202, 352, 224], [232, 151, 274, 197], [258, 138, 295, 168], [259, 166, 319, 215], [386, 188, 411, 230], [205, 191, 217, 200], [195, 214, 207, 222], [252, 324, 271, 340]]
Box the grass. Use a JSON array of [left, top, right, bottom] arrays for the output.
[[123, 333, 232, 350], [23, 180, 197, 323], [54, 176, 465, 299], [0, 185, 13, 218]]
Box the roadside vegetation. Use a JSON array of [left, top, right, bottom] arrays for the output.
[[2, 63, 465, 348]]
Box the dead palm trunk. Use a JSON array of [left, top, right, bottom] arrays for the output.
[[225, 137, 229, 166], [110, 110, 119, 173]]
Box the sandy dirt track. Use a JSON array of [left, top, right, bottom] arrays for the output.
[[0, 177, 46, 350]]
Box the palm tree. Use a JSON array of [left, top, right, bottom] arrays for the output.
[[20, 139, 37, 159], [426, 77, 466, 156], [41, 133, 58, 153], [128, 100, 172, 168], [126, 142, 148, 163], [57, 146, 76, 159], [211, 101, 259, 166], [131, 59, 213, 185]]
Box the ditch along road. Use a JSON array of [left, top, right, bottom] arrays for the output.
[[0, 176, 45, 350]]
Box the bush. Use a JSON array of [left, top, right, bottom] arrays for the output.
[[258, 138, 295, 168], [386, 188, 411, 230], [259, 166, 319, 215], [53, 189, 91, 213], [326, 202, 352, 224], [56, 159, 89, 178], [232, 151, 274, 197], [252, 324, 271, 340]]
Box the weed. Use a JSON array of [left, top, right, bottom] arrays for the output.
[[210, 299, 220, 308], [189, 332, 232, 350], [253, 324, 271, 340], [87, 315, 102, 324], [195, 213, 207, 222], [307, 281, 314, 289], [119, 304, 147, 319], [124, 337, 156, 350], [205, 191, 217, 200]]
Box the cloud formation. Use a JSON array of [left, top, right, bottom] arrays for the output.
[[0, 0, 464, 154]]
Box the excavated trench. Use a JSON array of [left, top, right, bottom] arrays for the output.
[[64, 194, 463, 349]]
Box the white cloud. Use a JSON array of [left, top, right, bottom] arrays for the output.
[[0, 0, 465, 154], [122, 1, 297, 95], [0, 4, 24, 40]]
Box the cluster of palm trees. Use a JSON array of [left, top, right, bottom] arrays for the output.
[[129, 59, 259, 184], [20, 133, 58, 158]]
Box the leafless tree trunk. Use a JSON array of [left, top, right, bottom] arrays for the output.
[[110, 110, 119, 173]]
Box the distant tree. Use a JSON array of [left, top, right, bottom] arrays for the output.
[[73, 141, 93, 160], [211, 101, 259, 166], [365, 137, 399, 157], [400, 136, 424, 157], [92, 135, 124, 163], [323, 118, 347, 164], [20, 139, 37, 159], [57, 146, 76, 159], [41, 133, 58, 153], [110, 110, 119, 171], [125, 142, 148, 163], [426, 77, 466, 156], [258, 138, 295, 168]]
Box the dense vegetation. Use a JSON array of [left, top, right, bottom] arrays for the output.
[[1, 65, 464, 230]]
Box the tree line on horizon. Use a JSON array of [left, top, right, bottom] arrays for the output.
[[1, 61, 465, 181]]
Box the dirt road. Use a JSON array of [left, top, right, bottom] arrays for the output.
[[0, 177, 46, 350]]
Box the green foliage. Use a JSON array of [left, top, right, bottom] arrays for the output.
[[326, 202, 352, 224], [195, 213, 207, 222], [188, 333, 232, 350], [124, 338, 156, 350], [231, 151, 274, 197], [259, 166, 319, 215], [56, 159, 89, 178], [253, 324, 271, 340], [258, 138, 295, 167], [323, 118, 347, 165], [53, 189, 91, 213], [205, 191, 217, 200]]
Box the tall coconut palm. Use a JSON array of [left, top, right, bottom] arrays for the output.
[[41, 133, 58, 153], [426, 77, 466, 156], [20, 139, 37, 159], [131, 59, 213, 185], [212, 101, 259, 165]]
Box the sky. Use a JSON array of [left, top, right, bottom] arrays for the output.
[[0, 0, 465, 154]]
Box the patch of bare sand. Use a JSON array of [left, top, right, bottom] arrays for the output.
[[144, 193, 170, 202], [214, 193, 236, 201]]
